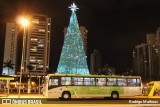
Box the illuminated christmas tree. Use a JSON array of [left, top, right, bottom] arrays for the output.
[[57, 3, 89, 75]]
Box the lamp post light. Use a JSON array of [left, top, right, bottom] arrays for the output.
[[18, 17, 29, 98]]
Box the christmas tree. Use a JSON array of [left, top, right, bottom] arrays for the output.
[[57, 3, 89, 75]]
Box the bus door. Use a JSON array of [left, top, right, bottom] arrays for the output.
[[46, 76, 61, 98], [127, 78, 142, 96]]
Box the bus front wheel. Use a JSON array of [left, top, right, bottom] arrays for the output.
[[111, 91, 119, 99], [61, 91, 71, 100]]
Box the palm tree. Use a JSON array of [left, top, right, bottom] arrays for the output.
[[3, 60, 14, 75], [27, 64, 35, 80]]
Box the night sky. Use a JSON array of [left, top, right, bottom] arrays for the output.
[[1, 0, 160, 74]]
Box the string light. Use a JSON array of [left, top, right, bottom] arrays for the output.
[[57, 3, 89, 75]]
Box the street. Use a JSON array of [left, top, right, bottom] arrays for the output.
[[1, 94, 160, 107]]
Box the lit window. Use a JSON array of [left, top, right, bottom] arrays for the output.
[[37, 60, 43, 62], [61, 77, 71, 85], [30, 56, 35, 59], [49, 78, 58, 86], [38, 44, 44, 47], [30, 59, 36, 62], [30, 46, 37, 51], [37, 65, 43, 68], [30, 48, 37, 52], [32, 19, 39, 24], [84, 78, 95, 85], [38, 29, 45, 32], [38, 39, 44, 43], [72, 77, 83, 85], [117, 78, 127, 86], [96, 78, 106, 86], [31, 38, 38, 41]]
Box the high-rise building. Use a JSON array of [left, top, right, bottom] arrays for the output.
[[2, 23, 19, 75], [64, 26, 88, 55], [133, 32, 160, 81], [24, 14, 51, 75], [3, 14, 51, 76], [134, 43, 148, 81], [90, 49, 102, 74], [156, 28, 160, 80]]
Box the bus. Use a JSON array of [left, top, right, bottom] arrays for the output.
[[143, 81, 160, 96], [43, 74, 142, 99]]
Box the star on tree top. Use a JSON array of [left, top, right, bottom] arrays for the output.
[[69, 3, 79, 12]]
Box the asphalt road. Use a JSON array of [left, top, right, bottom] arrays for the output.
[[44, 97, 160, 105], [1, 98, 160, 107], [1, 93, 160, 107]]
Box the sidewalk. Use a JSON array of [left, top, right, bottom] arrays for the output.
[[0, 94, 45, 98]]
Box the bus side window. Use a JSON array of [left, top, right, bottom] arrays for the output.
[[117, 78, 127, 86], [61, 77, 71, 85], [107, 78, 117, 86], [106, 79, 108, 86], [49, 79, 58, 86], [96, 79, 98, 82], [54, 79, 59, 85], [96, 78, 106, 86], [84, 78, 95, 86], [72, 77, 83, 86], [127, 79, 137, 86], [136, 79, 141, 86]]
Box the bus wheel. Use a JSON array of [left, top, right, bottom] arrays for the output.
[[61, 91, 71, 100], [111, 91, 119, 99]]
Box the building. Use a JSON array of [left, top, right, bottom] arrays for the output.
[[64, 26, 88, 55], [2, 23, 19, 75], [156, 28, 160, 80], [133, 30, 160, 81], [23, 14, 51, 75], [90, 49, 102, 74], [3, 14, 51, 76], [133, 43, 148, 81]]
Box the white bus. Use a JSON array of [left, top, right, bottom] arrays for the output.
[[43, 74, 142, 99]]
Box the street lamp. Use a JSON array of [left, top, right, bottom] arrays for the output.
[[18, 17, 29, 98], [20, 18, 29, 27]]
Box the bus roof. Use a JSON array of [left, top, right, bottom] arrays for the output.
[[47, 73, 141, 78]]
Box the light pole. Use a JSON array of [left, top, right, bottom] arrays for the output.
[[18, 18, 29, 98]]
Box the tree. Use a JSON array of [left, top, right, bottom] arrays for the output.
[[57, 3, 89, 75], [27, 64, 34, 80], [3, 60, 14, 75], [123, 68, 133, 76], [99, 64, 113, 75]]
